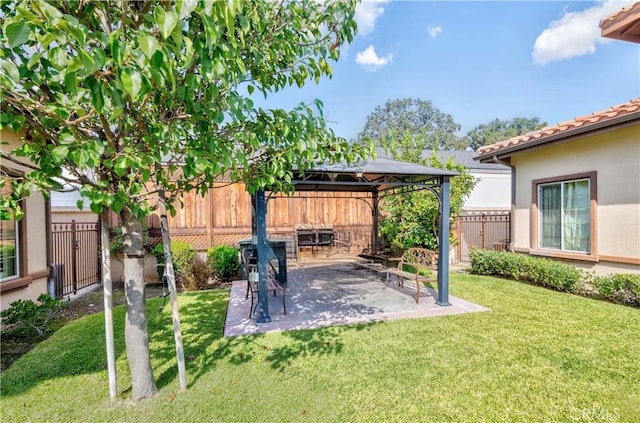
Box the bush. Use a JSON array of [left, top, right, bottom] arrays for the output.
[[181, 254, 212, 291], [152, 240, 196, 280], [206, 245, 240, 279], [469, 249, 581, 292], [593, 273, 640, 306], [0, 294, 65, 335], [109, 226, 152, 255]]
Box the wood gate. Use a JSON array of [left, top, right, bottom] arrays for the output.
[[51, 221, 101, 298], [455, 212, 511, 263]]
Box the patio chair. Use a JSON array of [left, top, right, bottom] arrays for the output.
[[242, 250, 286, 317]]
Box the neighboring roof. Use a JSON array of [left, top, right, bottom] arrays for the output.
[[475, 98, 640, 162], [375, 147, 510, 173], [600, 2, 640, 43], [423, 150, 510, 173], [290, 157, 458, 193]]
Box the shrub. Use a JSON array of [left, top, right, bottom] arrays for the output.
[[469, 249, 581, 292], [181, 254, 212, 291], [206, 245, 240, 279], [109, 226, 152, 255], [0, 294, 65, 335], [152, 240, 196, 280], [593, 273, 640, 306]]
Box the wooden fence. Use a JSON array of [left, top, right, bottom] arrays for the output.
[[120, 183, 375, 253]]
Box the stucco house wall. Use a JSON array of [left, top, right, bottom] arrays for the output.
[[503, 123, 639, 275], [1, 129, 51, 310], [476, 98, 640, 275]]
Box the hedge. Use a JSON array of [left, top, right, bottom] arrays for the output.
[[469, 249, 639, 306], [469, 249, 581, 292]]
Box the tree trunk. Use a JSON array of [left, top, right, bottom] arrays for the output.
[[121, 207, 157, 401]]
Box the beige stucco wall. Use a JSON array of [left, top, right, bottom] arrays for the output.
[[1, 129, 50, 310], [511, 124, 640, 275]]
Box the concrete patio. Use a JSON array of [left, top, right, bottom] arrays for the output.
[[224, 258, 489, 337]]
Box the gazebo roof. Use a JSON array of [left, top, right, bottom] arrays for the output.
[[290, 157, 458, 192]]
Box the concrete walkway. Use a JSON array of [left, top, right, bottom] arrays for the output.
[[223, 258, 489, 337]]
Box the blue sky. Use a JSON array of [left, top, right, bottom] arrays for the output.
[[256, 0, 639, 142]]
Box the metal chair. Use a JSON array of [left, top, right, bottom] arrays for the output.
[[242, 250, 286, 318]]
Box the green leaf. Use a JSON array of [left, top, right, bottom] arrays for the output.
[[1, 59, 20, 83], [223, 6, 235, 38], [76, 199, 84, 210], [120, 68, 142, 99], [114, 156, 130, 177], [154, 7, 179, 40], [150, 50, 164, 70], [89, 202, 102, 214], [87, 77, 104, 112], [139, 35, 159, 59], [65, 22, 86, 45], [238, 14, 249, 33], [59, 132, 76, 145], [64, 72, 77, 95], [6, 22, 31, 48], [79, 50, 96, 74], [110, 34, 122, 65], [247, 85, 254, 95], [178, 0, 198, 20], [67, 56, 83, 73], [51, 146, 69, 164]]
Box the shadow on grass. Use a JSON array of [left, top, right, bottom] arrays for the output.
[[0, 304, 128, 398], [150, 289, 376, 389], [263, 322, 373, 371], [2, 287, 378, 397]]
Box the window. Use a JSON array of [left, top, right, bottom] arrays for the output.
[[537, 176, 592, 254], [1, 179, 19, 280], [0, 217, 19, 280]]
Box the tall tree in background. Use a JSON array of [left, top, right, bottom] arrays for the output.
[[0, 0, 368, 401], [357, 98, 465, 150], [464, 117, 546, 150]]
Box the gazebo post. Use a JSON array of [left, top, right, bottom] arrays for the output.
[[436, 176, 451, 306], [255, 189, 272, 322], [371, 190, 380, 254]]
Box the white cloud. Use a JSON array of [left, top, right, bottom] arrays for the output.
[[532, 0, 630, 66], [427, 25, 443, 39], [355, 0, 390, 36], [355, 45, 393, 72]]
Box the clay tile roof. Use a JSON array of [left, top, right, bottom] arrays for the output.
[[476, 98, 640, 157], [600, 2, 640, 27], [600, 2, 640, 43]]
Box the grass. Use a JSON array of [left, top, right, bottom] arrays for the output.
[[1, 273, 639, 422]]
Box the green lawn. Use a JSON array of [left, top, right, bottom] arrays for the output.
[[1, 274, 638, 422]]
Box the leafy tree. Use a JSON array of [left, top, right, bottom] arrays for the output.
[[357, 98, 465, 150], [464, 117, 546, 150], [0, 0, 367, 400], [380, 142, 476, 252]]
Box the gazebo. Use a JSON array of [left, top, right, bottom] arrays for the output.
[[251, 157, 458, 323]]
